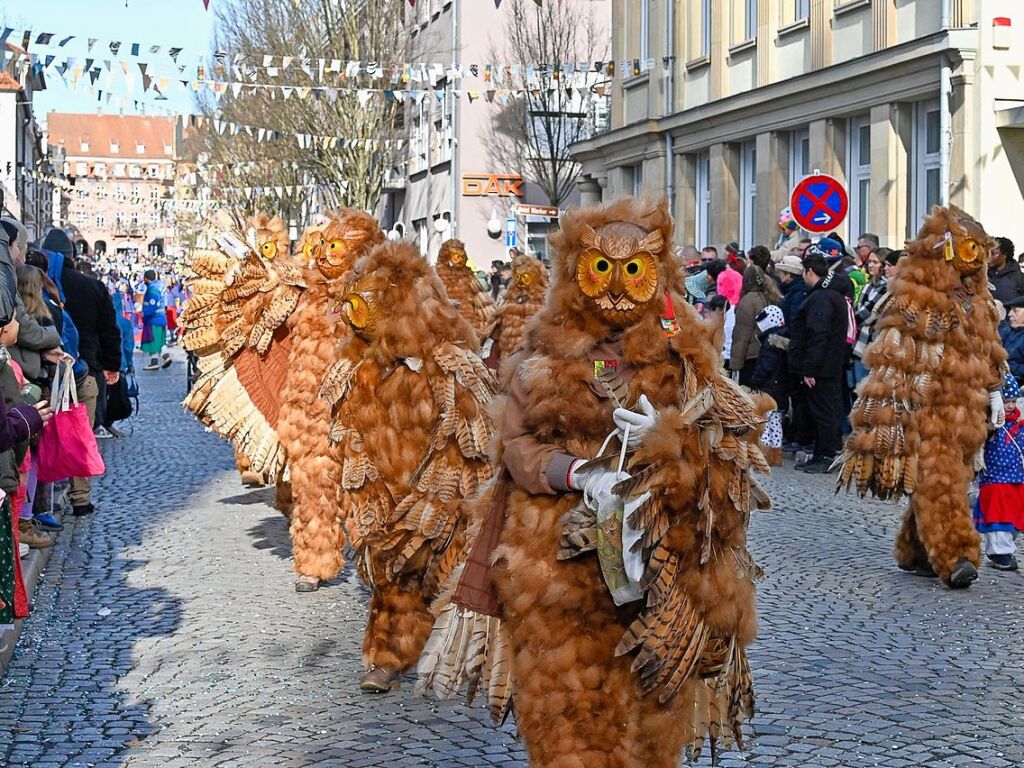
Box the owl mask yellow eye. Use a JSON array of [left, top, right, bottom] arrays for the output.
[[343, 294, 369, 328], [516, 272, 533, 286], [260, 241, 278, 260], [325, 239, 347, 264]]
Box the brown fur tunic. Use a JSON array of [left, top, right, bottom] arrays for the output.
[[322, 241, 496, 672], [278, 210, 384, 583], [487, 199, 768, 766], [840, 205, 1005, 585], [435, 238, 495, 339]]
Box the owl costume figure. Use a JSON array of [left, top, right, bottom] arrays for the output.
[[183, 212, 304, 488], [435, 238, 496, 339], [322, 240, 496, 692], [484, 253, 548, 370], [837, 205, 1007, 588], [418, 198, 771, 765]]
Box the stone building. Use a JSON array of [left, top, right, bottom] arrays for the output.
[[47, 113, 182, 259], [571, 0, 1024, 251]]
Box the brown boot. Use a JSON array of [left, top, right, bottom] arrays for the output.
[[359, 666, 401, 693], [18, 519, 55, 549], [294, 575, 320, 593]]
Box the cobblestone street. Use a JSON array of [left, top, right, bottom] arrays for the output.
[[1, 356, 1023, 768]]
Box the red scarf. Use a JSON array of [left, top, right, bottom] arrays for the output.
[[1005, 408, 1023, 443]]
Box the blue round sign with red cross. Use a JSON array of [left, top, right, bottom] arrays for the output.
[[790, 174, 849, 233]]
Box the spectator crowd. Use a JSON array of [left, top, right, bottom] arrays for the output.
[[682, 208, 1016, 479], [0, 213, 182, 639]]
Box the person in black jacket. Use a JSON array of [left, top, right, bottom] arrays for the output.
[[750, 304, 788, 466], [789, 254, 850, 474], [989, 237, 1024, 305], [40, 228, 121, 517]]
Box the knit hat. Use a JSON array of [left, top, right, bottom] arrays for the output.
[[778, 207, 798, 232], [716, 267, 742, 306], [756, 305, 785, 333], [42, 228, 74, 259], [776, 254, 804, 275], [1002, 372, 1020, 400], [810, 237, 845, 264]]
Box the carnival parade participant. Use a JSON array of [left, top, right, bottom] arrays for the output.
[[434, 239, 496, 340], [420, 198, 771, 766], [322, 240, 495, 692], [838, 205, 1007, 589]]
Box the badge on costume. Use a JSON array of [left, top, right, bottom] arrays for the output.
[[594, 359, 617, 378], [661, 290, 680, 336]]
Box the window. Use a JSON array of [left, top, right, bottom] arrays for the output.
[[164, 143, 173, 155], [94, 162, 106, 176], [912, 100, 942, 230], [130, 211, 139, 228], [783, 0, 809, 24], [80, 141, 89, 152], [640, 0, 650, 62], [701, 0, 712, 55], [136, 142, 145, 154], [113, 163, 125, 176], [745, 0, 758, 40], [695, 151, 711, 248], [789, 128, 810, 188], [623, 163, 644, 197], [739, 141, 757, 249], [75, 162, 87, 176], [848, 115, 872, 239], [95, 213, 105, 228], [110, 141, 119, 153]]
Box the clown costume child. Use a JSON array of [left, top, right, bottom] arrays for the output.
[[974, 372, 1024, 571]]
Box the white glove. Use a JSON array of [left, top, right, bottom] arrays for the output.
[[612, 395, 658, 451], [990, 390, 1006, 429]]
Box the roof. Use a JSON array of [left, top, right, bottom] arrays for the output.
[[48, 113, 178, 160], [0, 72, 19, 92]]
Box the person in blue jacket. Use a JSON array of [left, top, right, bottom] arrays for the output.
[[141, 269, 170, 371]]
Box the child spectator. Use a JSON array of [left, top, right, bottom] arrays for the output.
[[974, 373, 1024, 571], [751, 305, 788, 466]]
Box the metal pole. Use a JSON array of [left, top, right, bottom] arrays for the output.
[[939, 0, 951, 205]]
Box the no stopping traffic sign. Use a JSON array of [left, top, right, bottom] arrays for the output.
[[790, 174, 849, 233]]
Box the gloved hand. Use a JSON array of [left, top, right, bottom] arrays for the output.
[[612, 394, 658, 451], [990, 390, 1006, 429]]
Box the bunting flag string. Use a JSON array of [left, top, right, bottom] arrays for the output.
[[3, 24, 639, 86]]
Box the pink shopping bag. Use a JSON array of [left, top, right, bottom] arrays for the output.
[[36, 361, 105, 483]]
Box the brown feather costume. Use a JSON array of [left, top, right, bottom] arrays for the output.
[[419, 198, 770, 765], [182, 212, 303, 485], [486, 254, 548, 369], [277, 210, 384, 585], [435, 238, 496, 338], [322, 241, 496, 682], [837, 205, 1005, 588]]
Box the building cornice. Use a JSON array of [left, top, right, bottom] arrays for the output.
[[573, 29, 976, 161]]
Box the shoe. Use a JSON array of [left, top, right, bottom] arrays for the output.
[[33, 513, 63, 531], [295, 575, 320, 593], [106, 425, 126, 438], [781, 441, 801, 456], [94, 426, 114, 439], [948, 558, 979, 589], [71, 502, 95, 517], [18, 519, 54, 549], [161, 354, 172, 369], [143, 362, 159, 371], [797, 458, 832, 474], [359, 666, 401, 693], [898, 560, 937, 577], [19, 543, 29, 558], [988, 553, 1019, 571]]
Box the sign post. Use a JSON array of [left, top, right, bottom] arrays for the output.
[[504, 218, 517, 249], [790, 173, 849, 234]]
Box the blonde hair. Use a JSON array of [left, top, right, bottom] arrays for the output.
[[16, 265, 50, 323]]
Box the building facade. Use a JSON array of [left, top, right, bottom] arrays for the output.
[[0, 45, 54, 241], [571, 0, 1024, 252], [384, 0, 609, 266], [47, 113, 182, 259]]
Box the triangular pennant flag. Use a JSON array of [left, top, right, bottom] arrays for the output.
[[110, 41, 121, 56]]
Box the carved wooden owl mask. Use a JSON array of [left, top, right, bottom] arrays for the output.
[[943, 213, 992, 277], [247, 214, 288, 263], [441, 239, 468, 268], [575, 221, 663, 326]]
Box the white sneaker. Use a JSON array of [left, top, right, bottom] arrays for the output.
[[19, 543, 29, 558], [94, 426, 114, 439]]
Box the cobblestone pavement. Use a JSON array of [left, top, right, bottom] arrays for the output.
[[1, 354, 1023, 767]]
